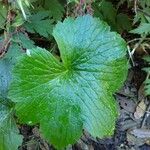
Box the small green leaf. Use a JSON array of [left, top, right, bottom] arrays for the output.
[[12, 13, 25, 27], [0, 43, 23, 98], [143, 57, 150, 95], [0, 3, 7, 29], [140, 0, 150, 8], [93, 0, 117, 29], [117, 13, 132, 32], [0, 104, 22, 150], [93, 0, 132, 33], [44, 0, 64, 21], [9, 15, 128, 148], [12, 32, 35, 49], [130, 23, 150, 35], [24, 11, 54, 38]]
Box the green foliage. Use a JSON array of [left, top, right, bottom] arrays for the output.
[[8, 15, 128, 148], [139, 0, 150, 8], [0, 3, 7, 29], [0, 0, 150, 149], [0, 43, 23, 150], [43, 0, 64, 21], [24, 11, 54, 38], [94, 0, 117, 26], [132, 0, 150, 35], [0, 104, 22, 150], [0, 30, 34, 150], [130, 23, 150, 35], [117, 13, 132, 33], [0, 0, 133, 149], [127, 0, 150, 96], [92, 0, 132, 33], [0, 40, 24, 99], [33, 0, 64, 21], [12, 32, 35, 49], [17, 0, 65, 38], [143, 57, 150, 95]]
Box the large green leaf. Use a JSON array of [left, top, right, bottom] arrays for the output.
[[9, 15, 128, 148]]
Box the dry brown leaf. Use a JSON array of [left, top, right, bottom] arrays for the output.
[[127, 128, 150, 147], [127, 132, 145, 147], [130, 128, 150, 138], [134, 99, 146, 119]]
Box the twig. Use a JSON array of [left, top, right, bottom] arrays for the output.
[[127, 38, 150, 44], [130, 35, 146, 55], [134, 0, 138, 14], [141, 101, 150, 128], [127, 45, 135, 66], [127, 35, 146, 66]]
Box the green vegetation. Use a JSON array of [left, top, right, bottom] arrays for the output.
[[0, 0, 150, 149]]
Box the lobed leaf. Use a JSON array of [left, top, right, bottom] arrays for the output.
[[9, 15, 128, 148]]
